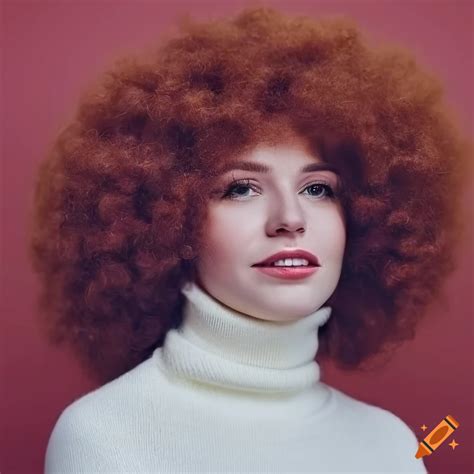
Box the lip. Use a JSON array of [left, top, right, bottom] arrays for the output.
[[252, 249, 320, 267], [253, 266, 319, 280]]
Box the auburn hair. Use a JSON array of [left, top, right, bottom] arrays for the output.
[[27, 7, 472, 384]]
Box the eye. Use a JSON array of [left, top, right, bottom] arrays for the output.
[[303, 183, 336, 199], [222, 179, 257, 199], [221, 179, 336, 200]]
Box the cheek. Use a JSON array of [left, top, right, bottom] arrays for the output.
[[316, 211, 346, 258], [332, 219, 346, 257], [203, 210, 251, 260]]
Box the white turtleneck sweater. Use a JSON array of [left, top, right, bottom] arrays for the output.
[[45, 282, 427, 473]]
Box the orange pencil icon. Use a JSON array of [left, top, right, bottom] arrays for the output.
[[415, 415, 460, 459]]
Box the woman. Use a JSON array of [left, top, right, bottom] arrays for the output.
[[28, 6, 471, 473]]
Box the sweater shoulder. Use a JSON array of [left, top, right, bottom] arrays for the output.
[[326, 385, 427, 472], [328, 385, 420, 438], [329, 385, 419, 433], [45, 356, 158, 473], [55, 354, 158, 416]]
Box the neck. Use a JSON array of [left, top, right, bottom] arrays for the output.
[[159, 281, 332, 395]]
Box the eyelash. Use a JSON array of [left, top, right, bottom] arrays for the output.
[[221, 179, 337, 201]]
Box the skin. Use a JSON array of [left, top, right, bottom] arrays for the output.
[[195, 136, 347, 323]]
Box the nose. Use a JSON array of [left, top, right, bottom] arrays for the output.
[[265, 192, 306, 236]]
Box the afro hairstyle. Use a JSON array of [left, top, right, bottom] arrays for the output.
[[27, 6, 472, 384]]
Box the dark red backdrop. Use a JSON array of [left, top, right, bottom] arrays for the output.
[[2, 1, 473, 473]]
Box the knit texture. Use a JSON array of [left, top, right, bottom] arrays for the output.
[[45, 282, 427, 473]]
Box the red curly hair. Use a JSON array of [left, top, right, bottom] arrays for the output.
[[27, 7, 472, 384]]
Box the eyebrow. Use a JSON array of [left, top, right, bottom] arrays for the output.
[[220, 161, 340, 174]]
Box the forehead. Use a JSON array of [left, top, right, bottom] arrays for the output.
[[218, 142, 339, 175]]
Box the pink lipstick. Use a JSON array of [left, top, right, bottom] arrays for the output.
[[253, 266, 319, 280]]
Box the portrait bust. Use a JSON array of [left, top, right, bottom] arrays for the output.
[[27, 6, 471, 473]]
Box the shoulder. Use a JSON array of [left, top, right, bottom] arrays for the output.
[[57, 354, 157, 416], [55, 355, 157, 421], [328, 385, 420, 441], [325, 385, 427, 472], [45, 356, 156, 473]]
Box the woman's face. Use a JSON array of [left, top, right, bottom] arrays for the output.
[[195, 137, 346, 322]]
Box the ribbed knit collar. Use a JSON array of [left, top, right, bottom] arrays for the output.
[[158, 281, 332, 396]]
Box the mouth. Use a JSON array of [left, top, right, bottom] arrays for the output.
[[252, 249, 320, 267], [252, 265, 320, 280], [252, 263, 319, 268]]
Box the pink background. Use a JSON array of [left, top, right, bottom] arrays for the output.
[[1, 1, 473, 473]]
